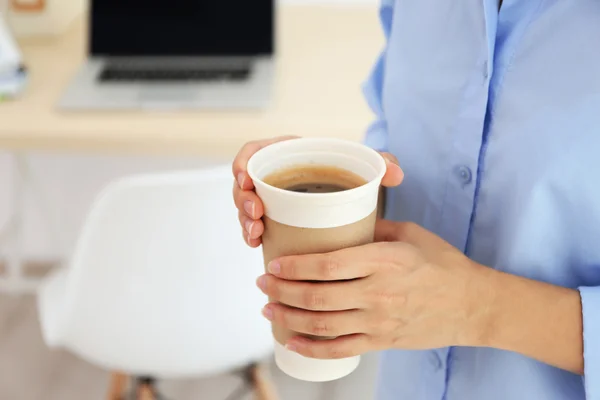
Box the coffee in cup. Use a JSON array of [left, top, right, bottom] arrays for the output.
[[263, 164, 367, 193]]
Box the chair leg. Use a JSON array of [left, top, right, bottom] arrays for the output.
[[251, 363, 278, 400], [136, 384, 156, 400], [135, 377, 161, 400], [106, 372, 129, 400]]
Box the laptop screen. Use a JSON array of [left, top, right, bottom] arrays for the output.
[[90, 0, 274, 56]]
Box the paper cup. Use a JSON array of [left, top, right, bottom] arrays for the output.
[[247, 138, 386, 382]]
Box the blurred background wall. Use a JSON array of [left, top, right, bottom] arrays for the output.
[[0, 0, 379, 263]]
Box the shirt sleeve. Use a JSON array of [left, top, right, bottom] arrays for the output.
[[579, 286, 600, 399], [361, 1, 395, 153]]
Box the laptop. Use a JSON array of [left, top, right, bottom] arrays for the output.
[[59, 0, 275, 110]]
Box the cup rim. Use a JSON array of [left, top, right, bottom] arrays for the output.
[[246, 138, 387, 200]]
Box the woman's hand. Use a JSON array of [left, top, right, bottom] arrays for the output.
[[232, 136, 404, 247], [255, 219, 494, 359]]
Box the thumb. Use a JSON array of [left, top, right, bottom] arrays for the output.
[[380, 152, 404, 187]]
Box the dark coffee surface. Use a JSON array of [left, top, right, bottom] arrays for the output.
[[285, 182, 348, 193], [263, 165, 367, 193]]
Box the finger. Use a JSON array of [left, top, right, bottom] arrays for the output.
[[239, 213, 262, 248], [374, 220, 433, 247], [242, 228, 262, 248], [262, 303, 366, 337], [285, 333, 372, 360], [248, 237, 262, 248], [232, 136, 300, 190], [379, 152, 404, 188], [374, 218, 403, 242], [267, 245, 380, 281], [239, 211, 265, 240], [233, 183, 264, 219], [256, 275, 364, 311], [390, 221, 455, 255], [374, 220, 432, 248]]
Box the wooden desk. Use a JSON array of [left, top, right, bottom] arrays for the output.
[[0, 5, 383, 157], [0, 5, 383, 293]]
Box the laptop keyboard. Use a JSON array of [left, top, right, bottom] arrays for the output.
[[98, 66, 251, 83]]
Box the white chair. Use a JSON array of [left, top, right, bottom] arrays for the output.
[[36, 165, 276, 400]]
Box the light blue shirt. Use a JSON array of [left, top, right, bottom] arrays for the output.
[[362, 0, 600, 399]]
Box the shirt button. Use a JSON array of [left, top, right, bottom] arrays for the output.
[[455, 165, 473, 184], [483, 61, 489, 80]]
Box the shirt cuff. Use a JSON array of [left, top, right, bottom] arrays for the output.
[[579, 286, 600, 399]]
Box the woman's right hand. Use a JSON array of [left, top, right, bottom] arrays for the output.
[[232, 136, 404, 248]]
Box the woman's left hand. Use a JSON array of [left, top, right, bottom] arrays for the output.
[[256, 219, 494, 359]]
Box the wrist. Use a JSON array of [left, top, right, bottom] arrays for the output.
[[456, 262, 500, 348], [465, 267, 584, 375]]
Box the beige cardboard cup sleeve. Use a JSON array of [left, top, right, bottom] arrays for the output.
[[247, 138, 386, 382]]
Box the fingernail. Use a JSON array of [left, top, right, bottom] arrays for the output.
[[237, 173, 245, 188], [244, 201, 255, 218], [256, 275, 267, 290], [268, 261, 280, 275], [245, 219, 254, 235], [262, 306, 273, 320], [285, 343, 298, 353]]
